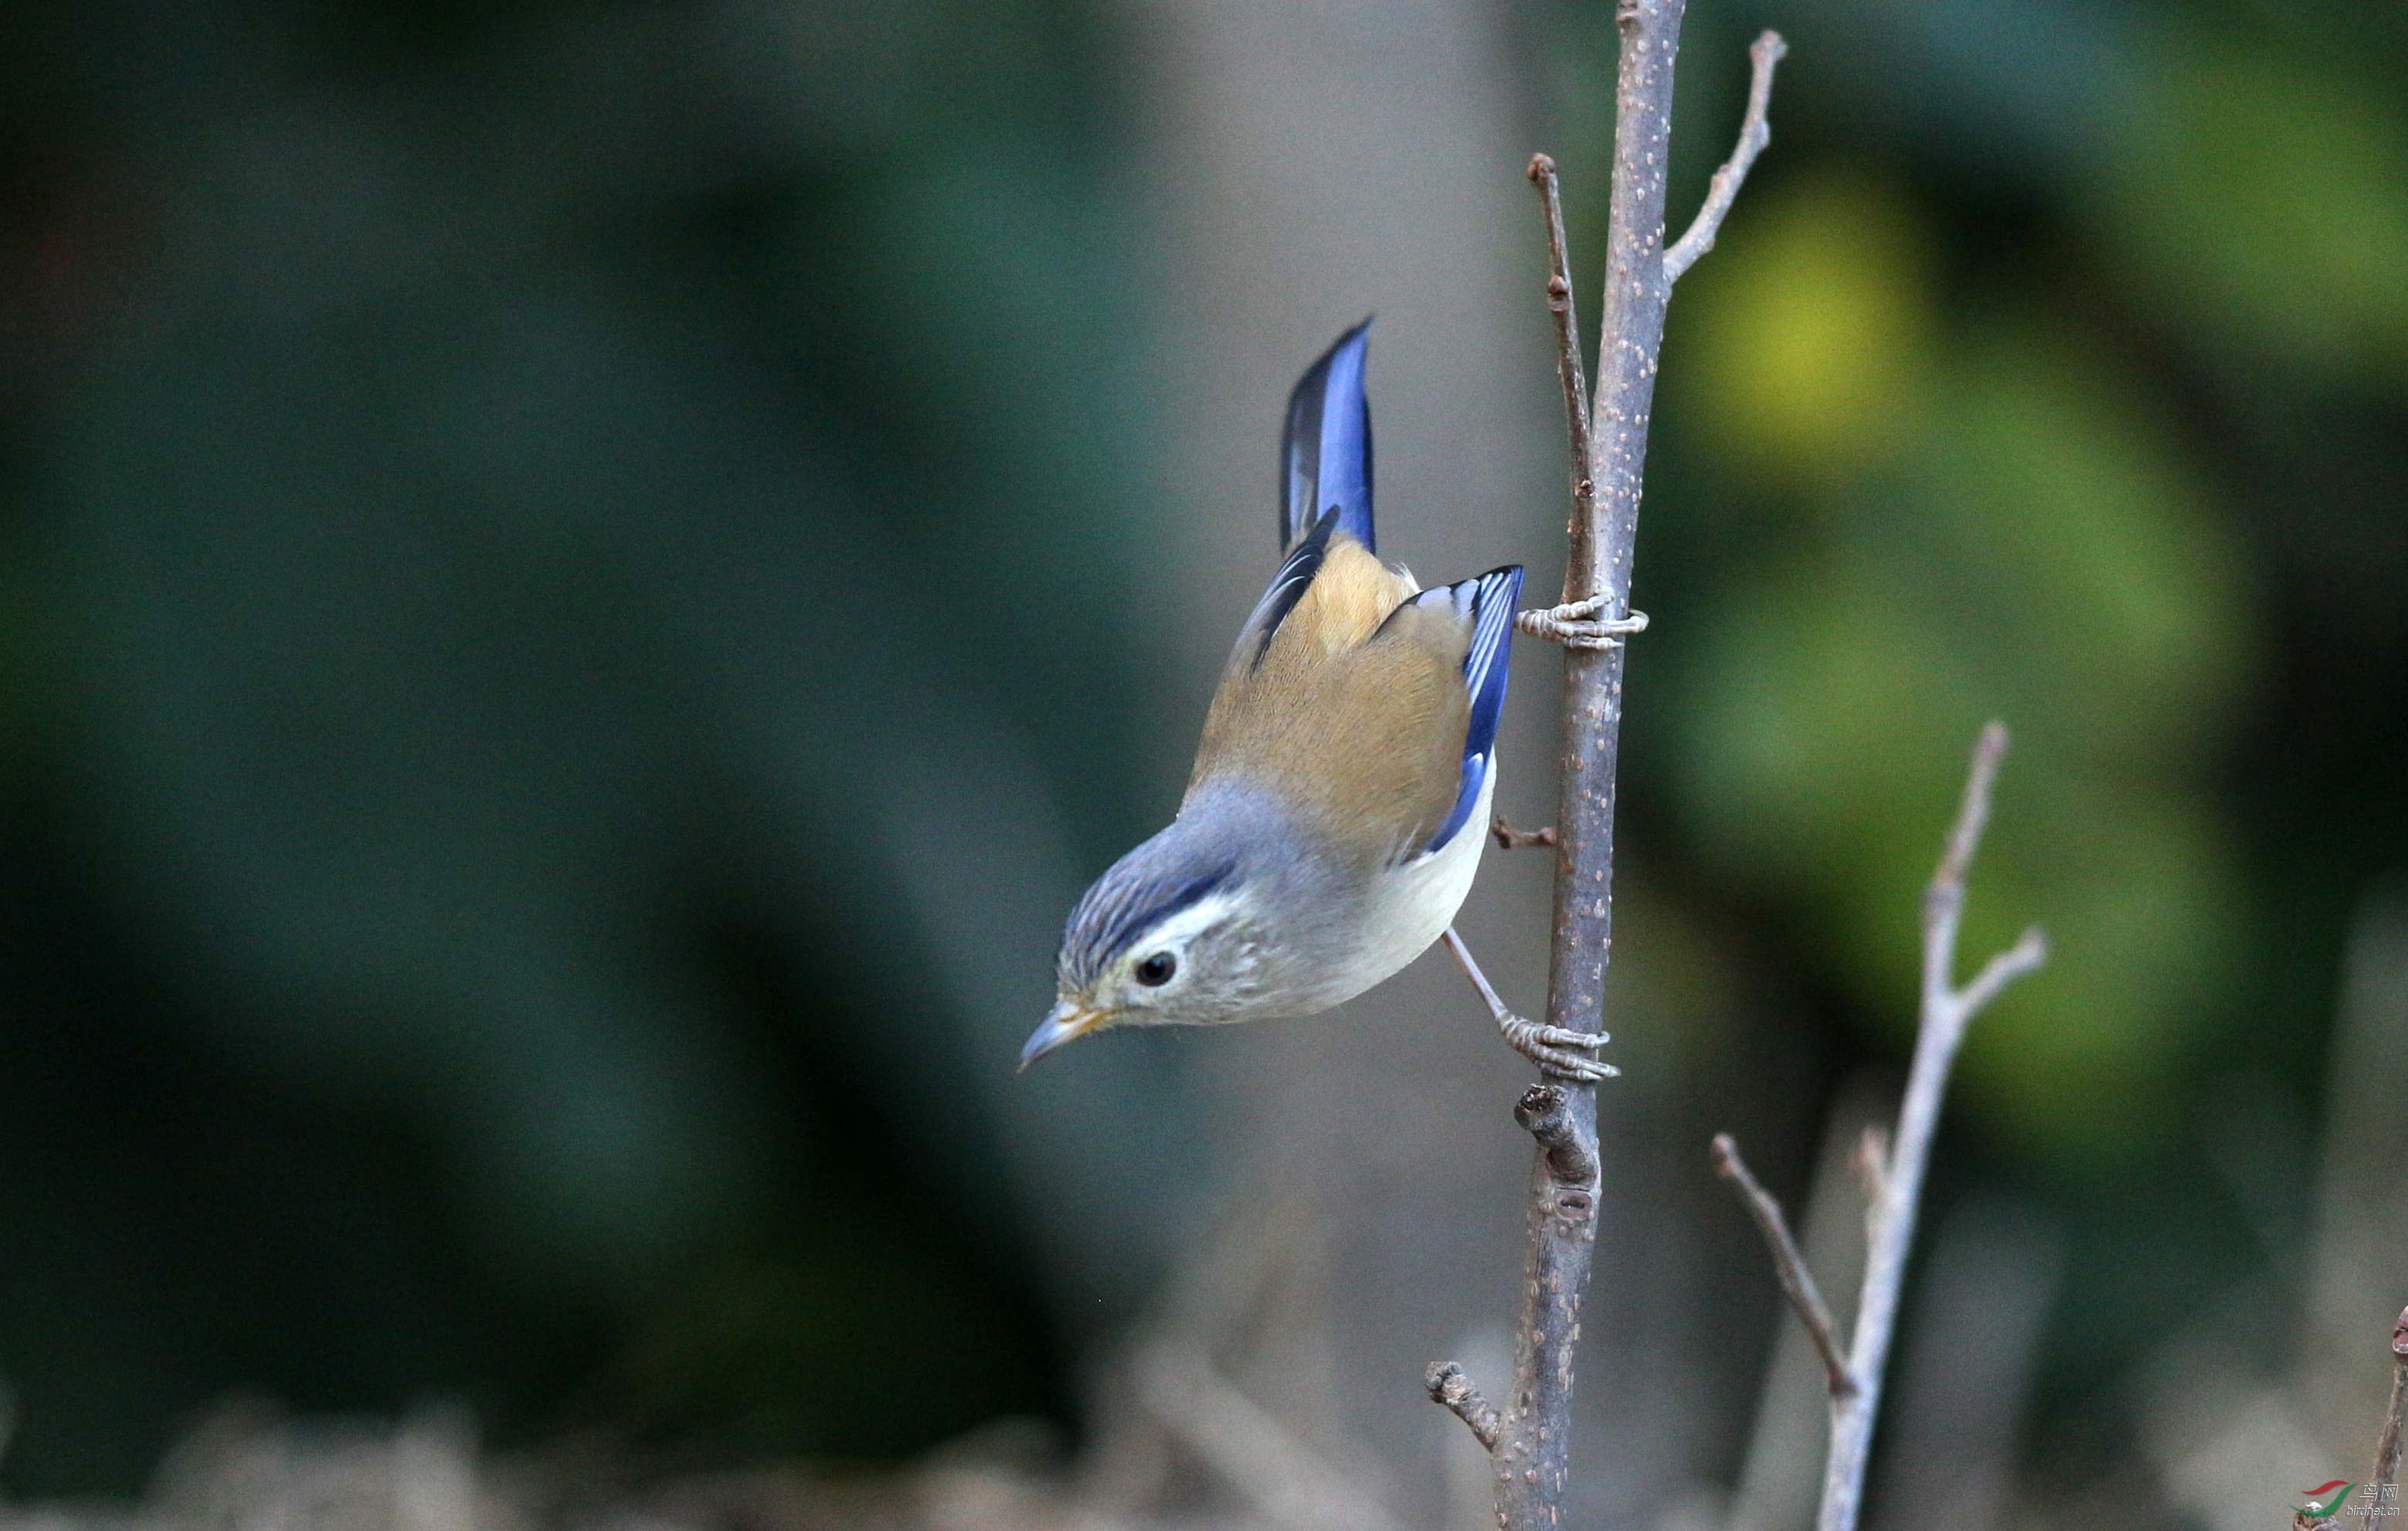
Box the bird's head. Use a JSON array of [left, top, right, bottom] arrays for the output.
[[1023, 813, 1280, 1068]]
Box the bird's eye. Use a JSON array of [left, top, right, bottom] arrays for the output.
[[1134, 951, 1177, 986]]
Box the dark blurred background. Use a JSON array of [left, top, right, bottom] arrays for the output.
[[0, 1, 2402, 1526]]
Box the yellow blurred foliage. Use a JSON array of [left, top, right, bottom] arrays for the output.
[[1667, 309, 2257, 1161], [1680, 170, 1938, 484]]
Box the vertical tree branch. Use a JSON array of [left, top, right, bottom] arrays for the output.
[[1817, 725, 2048, 1531], [1496, 6, 1690, 1523], [1427, 19, 1785, 1529]]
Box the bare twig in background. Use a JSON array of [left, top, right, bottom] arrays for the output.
[[1870, 1199, 2065, 1529], [1663, 32, 1788, 283], [1817, 722, 2048, 1531], [1424, 14, 1785, 1528], [1489, 816, 1558, 850], [1714, 1134, 1855, 1398], [1136, 1343, 1408, 1531]]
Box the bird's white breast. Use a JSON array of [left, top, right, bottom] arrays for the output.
[[1318, 756, 1497, 1009]]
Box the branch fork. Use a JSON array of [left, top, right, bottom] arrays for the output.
[[1711, 723, 2049, 1531]]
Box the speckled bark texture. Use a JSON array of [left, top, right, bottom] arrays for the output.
[[1430, 8, 1795, 1526], [1507, 3, 1685, 1526]]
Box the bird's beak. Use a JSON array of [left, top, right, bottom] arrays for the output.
[[1020, 1001, 1107, 1070]]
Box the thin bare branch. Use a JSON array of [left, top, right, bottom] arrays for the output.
[[1437, 16, 1782, 1528], [1137, 1343, 1409, 1531], [1713, 1134, 1856, 1398], [1491, 816, 1558, 850], [1923, 722, 2009, 967], [1664, 31, 1789, 283], [1525, 152, 1594, 602], [1819, 724, 2049, 1531], [1424, 1362, 1502, 1452]]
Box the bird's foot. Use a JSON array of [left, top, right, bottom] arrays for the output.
[[1498, 1015, 1618, 1083], [1516, 597, 1648, 651]]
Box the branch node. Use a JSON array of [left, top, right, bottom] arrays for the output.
[[1515, 1084, 1598, 1187], [1425, 1361, 1502, 1452], [1711, 1133, 1856, 1398]]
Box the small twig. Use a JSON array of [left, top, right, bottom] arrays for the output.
[[1713, 1134, 1857, 1398], [1922, 723, 2009, 985], [1818, 723, 2048, 1531], [1664, 32, 1788, 284], [1137, 1343, 1409, 1531], [1956, 927, 2051, 1018], [1424, 1362, 1502, 1452], [1525, 153, 1595, 603], [1490, 816, 1558, 850]]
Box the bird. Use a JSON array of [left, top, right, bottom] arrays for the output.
[[1021, 319, 1610, 1079]]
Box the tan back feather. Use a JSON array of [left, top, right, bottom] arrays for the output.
[[1190, 535, 1469, 864]]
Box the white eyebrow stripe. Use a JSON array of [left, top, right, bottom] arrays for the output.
[[1130, 890, 1247, 956]]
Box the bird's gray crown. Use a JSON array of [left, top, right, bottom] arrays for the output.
[[1058, 833, 1236, 992], [1060, 777, 1332, 990]]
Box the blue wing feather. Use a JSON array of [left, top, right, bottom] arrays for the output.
[[1424, 565, 1524, 852], [1280, 319, 1376, 555]]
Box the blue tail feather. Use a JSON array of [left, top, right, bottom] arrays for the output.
[[1280, 319, 1376, 555]]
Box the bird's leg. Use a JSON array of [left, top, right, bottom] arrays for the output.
[[1516, 597, 1648, 651], [1440, 927, 1616, 1083]]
